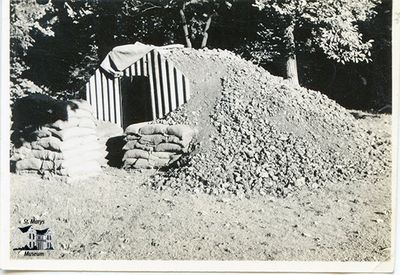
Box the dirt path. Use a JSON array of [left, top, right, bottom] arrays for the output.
[[10, 114, 391, 261]]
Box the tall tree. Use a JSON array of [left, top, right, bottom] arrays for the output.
[[254, 0, 380, 85], [10, 0, 56, 101], [123, 0, 231, 48]]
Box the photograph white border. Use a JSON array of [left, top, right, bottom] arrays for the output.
[[0, 0, 398, 272]]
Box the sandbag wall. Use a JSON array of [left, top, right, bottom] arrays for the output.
[[123, 123, 196, 169], [12, 100, 106, 179]]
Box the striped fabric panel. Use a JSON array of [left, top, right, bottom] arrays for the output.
[[134, 61, 138, 75], [160, 56, 171, 115], [167, 61, 177, 111], [107, 78, 116, 124], [146, 52, 157, 120], [129, 65, 133, 77], [137, 59, 142, 76], [142, 55, 147, 77], [101, 72, 109, 122], [114, 77, 122, 127], [85, 50, 191, 127], [152, 51, 163, 118], [183, 74, 190, 101], [88, 72, 98, 118], [85, 83, 91, 105], [176, 69, 184, 106], [95, 70, 104, 121]]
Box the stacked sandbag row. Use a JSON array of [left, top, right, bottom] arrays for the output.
[[12, 100, 106, 179], [123, 123, 196, 169]]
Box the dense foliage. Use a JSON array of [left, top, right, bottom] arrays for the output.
[[10, 0, 392, 111], [252, 0, 381, 84], [10, 0, 55, 100]]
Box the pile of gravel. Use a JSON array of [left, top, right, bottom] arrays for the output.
[[149, 48, 390, 197]]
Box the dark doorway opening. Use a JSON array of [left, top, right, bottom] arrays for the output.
[[121, 76, 153, 128]]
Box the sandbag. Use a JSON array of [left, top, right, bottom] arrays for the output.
[[123, 153, 173, 169], [16, 158, 42, 170], [35, 136, 63, 152], [148, 154, 172, 164], [125, 134, 141, 141], [139, 124, 168, 135], [33, 135, 98, 152], [138, 134, 165, 145], [125, 122, 149, 135], [13, 146, 33, 160], [31, 149, 63, 161], [133, 157, 169, 168], [135, 143, 155, 152], [34, 127, 52, 138], [122, 140, 138, 150], [40, 160, 54, 170], [123, 149, 149, 160], [165, 135, 191, 148], [166, 125, 195, 139], [155, 143, 183, 152], [132, 158, 153, 169], [41, 160, 62, 170], [49, 127, 96, 141], [151, 151, 177, 159], [123, 158, 138, 167]]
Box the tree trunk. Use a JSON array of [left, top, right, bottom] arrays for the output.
[[179, 4, 192, 48], [284, 22, 299, 86], [200, 14, 213, 48], [286, 55, 299, 86]]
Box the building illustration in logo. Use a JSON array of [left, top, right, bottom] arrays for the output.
[[14, 225, 53, 250]]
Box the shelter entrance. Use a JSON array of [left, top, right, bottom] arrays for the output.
[[121, 76, 153, 128]]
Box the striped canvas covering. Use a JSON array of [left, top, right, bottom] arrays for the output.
[[85, 49, 190, 128]]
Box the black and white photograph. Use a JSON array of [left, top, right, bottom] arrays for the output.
[[0, 0, 398, 272]]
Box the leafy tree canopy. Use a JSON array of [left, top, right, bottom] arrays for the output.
[[254, 0, 381, 64]]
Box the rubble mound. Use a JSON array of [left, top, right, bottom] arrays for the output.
[[150, 48, 390, 197]]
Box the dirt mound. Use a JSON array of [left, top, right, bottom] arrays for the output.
[[150, 48, 390, 197]]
